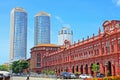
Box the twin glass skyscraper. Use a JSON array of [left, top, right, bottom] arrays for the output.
[[10, 8, 50, 61], [34, 12, 50, 45], [10, 7, 27, 61]]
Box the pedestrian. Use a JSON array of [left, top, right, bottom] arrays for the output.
[[26, 74, 29, 80]]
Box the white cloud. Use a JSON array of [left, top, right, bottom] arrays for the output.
[[54, 16, 72, 27], [117, 0, 120, 6], [55, 16, 64, 24], [112, 0, 120, 6]]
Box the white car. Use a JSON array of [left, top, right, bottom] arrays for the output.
[[0, 71, 10, 78], [69, 73, 76, 79], [79, 74, 92, 79]]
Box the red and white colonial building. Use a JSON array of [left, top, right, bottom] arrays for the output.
[[30, 20, 120, 76]]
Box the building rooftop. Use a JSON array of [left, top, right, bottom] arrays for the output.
[[35, 44, 57, 47], [11, 7, 26, 13], [35, 11, 50, 16]]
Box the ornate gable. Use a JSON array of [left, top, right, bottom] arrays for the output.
[[103, 20, 120, 33], [102, 32, 110, 38], [64, 40, 70, 49]]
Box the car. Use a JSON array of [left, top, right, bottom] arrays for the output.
[[60, 72, 70, 79], [79, 74, 92, 79], [69, 73, 76, 79], [0, 71, 10, 79], [0, 73, 3, 80], [97, 73, 104, 78]]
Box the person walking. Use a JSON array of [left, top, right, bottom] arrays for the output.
[[26, 74, 29, 80]]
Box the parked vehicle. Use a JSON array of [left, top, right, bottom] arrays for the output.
[[0, 71, 10, 79], [69, 73, 76, 79], [79, 74, 92, 79], [97, 73, 104, 78], [0, 73, 3, 80], [60, 72, 70, 79]]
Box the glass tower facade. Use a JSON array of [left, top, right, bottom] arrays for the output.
[[10, 7, 27, 61], [34, 12, 50, 45]]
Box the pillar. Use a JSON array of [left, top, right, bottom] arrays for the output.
[[100, 63, 104, 74], [99, 42, 102, 55], [115, 61, 119, 76], [83, 66, 86, 74], [111, 65, 115, 76], [88, 66, 91, 75], [68, 67, 72, 73], [114, 39, 118, 53], [105, 65, 108, 76]]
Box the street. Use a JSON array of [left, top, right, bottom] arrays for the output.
[[10, 76, 84, 80]]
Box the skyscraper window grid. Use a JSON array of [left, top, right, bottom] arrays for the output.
[[10, 8, 27, 61], [34, 12, 50, 45]]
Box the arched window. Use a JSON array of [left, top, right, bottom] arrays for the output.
[[111, 41, 114, 52], [37, 53, 41, 62], [106, 41, 110, 53], [36, 53, 41, 67], [102, 47, 104, 54]]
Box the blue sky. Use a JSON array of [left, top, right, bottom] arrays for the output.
[[0, 0, 120, 64]]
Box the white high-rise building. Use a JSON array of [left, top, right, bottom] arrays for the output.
[[58, 27, 73, 45]]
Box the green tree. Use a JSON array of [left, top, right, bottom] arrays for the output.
[[12, 61, 20, 73], [19, 60, 29, 72], [0, 64, 9, 71], [11, 60, 29, 73], [92, 63, 100, 77]]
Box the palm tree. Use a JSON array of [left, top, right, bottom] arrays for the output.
[[92, 63, 100, 77]]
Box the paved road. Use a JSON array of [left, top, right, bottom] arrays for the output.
[[10, 76, 83, 80]]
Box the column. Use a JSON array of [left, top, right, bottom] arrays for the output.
[[83, 66, 86, 74], [100, 63, 104, 74], [105, 65, 108, 76], [114, 39, 118, 53], [68, 67, 72, 73], [115, 61, 119, 76], [88, 66, 91, 75], [111, 65, 115, 76], [99, 42, 102, 55]]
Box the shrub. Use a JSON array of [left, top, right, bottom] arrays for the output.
[[93, 78, 98, 80], [103, 77, 108, 80], [48, 70, 55, 75], [115, 76, 120, 80], [109, 76, 114, 80], [98, 78, 103, 80]]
